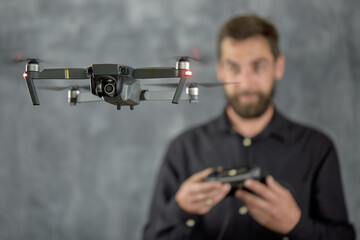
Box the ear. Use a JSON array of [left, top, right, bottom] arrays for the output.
[[274, 54, 285, 81], [217, 61, 225, 82]]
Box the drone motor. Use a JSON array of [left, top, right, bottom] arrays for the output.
[[25, 59, 40, 72], [187, 86, 199, 103], [68, 87, 80, 105], [176, 58, 190, 70]]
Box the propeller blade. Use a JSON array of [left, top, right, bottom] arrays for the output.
[[14, 57, 49, 64], [144, 82, 239, 88], [195, 82, 239, 87], [160, 47, 212, 65], [37, 85, 90, 91], [195, 82, 224, 87], [3, 57, 52, 66], [189, 46, 213, 64], [143, 83, 179, 88], [174, 55, 210, 64]]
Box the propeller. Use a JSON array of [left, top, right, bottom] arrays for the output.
[[173, 55, 211, 64], [164, 46, 213, 65], [11, 57, 50, 64], [2, 51, 53, 65], [143, 82, 238, 88], [37, 85, 90, 91]]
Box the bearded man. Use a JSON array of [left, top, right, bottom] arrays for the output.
[[143, 15, 355, 240]]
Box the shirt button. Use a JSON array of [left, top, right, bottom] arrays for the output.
[[282, 237, 290, 240], [186, 219, 196, 227], [243, 138, 252, 147], [238, 206, 248, 215], [228, 169, 237, 176]]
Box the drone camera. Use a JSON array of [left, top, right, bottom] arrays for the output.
[[89, 64, 132, 99], [104, 80, 116, 97], [94, 77, 118, 97]]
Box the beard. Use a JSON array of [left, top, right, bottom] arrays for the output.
[[226, 82, 275, 119]]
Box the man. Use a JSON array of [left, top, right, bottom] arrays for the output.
[[143, 15, 355, 239]]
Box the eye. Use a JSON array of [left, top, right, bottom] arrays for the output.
[[229, 63, 240, 74], [254, 61, 267, 72]]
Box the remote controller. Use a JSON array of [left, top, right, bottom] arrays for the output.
[[206, 166, 267, 193]]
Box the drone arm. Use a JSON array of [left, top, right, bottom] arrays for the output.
[[73, 92, 103, 103], [29, 68, 88, 79], [133, 68, 191, 104], [24, 68, 88, 105], [140, 90, 190, 101], [133, 67, 181, 79]]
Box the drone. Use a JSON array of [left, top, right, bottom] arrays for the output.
[[22, 57, 229, 110]]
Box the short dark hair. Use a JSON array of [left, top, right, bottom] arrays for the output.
[[217, 15, 280, 60]]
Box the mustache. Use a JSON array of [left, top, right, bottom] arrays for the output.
[[236, 91, 261, 96]]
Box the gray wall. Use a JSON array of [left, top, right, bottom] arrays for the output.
[[0, 0, 359, 239]]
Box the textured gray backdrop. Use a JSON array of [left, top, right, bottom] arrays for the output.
[[0, 0, 359, 239]]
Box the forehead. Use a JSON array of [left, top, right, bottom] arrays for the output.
[[220, 36, 274, 63]]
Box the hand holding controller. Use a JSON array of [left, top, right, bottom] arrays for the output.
[[205, 166, 267, 194]]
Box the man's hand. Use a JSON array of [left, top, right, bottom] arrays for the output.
[[175, 168, 231, 215], [235, 176, 301, 234]]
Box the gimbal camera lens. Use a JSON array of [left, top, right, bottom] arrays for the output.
[[104, 82, 116, 97]]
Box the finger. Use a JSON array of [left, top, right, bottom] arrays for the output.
[[190, 183, 230, 203], [186, 201, 212, 215], [190, 190, 218, 203], [243, 179, 276, 201], [216, 166, 223, 172], [192, 184, 231, 209], [235, 189, 269, 210], [266, 176, 289, 195], [190, 181, 223, 194], [199, 183, 231, 202], [190, 192, 211, 203], [188, 168, 213, 182], [211, 183, 231, 204], [245, 204, 271, 226]]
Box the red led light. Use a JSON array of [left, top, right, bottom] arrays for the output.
[[184, 70, 192, 76], [23, 72, 28, 78]]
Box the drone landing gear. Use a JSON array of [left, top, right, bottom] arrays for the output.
[[172, 77, 187, 104], [115, 105, 134, 110]]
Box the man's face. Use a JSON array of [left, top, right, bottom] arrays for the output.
[[217, 36, 285, 119]]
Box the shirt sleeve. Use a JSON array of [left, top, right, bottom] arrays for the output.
[[287, 141, 355, 240], [143, 140, 201, 240]]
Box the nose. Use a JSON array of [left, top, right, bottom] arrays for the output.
[[234, 68, 257, 88]]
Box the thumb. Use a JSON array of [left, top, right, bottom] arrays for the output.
[[188, 168, 213, 182]]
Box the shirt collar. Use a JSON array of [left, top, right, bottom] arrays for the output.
[[212, 107, 288, 142]]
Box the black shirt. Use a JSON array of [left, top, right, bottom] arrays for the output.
[[144, 109, 355, 239]]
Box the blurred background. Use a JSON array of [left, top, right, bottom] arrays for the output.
[[0, 0, 359, 239]]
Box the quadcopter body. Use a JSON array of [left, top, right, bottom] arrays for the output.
[[23, 57, 230, 110], [23, 58, 197, 110]]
